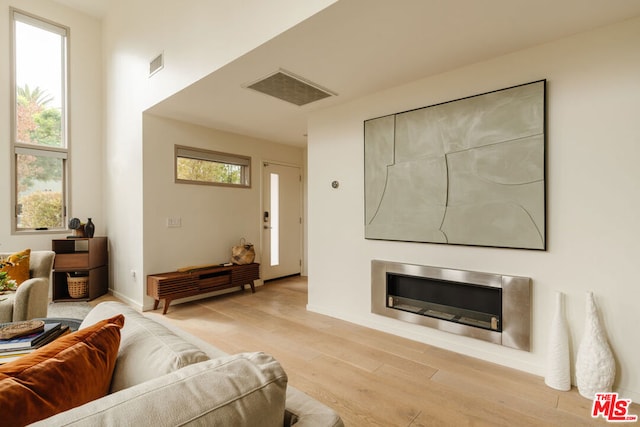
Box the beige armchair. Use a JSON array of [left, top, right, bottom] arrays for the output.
[[0, 251, 55, 323]]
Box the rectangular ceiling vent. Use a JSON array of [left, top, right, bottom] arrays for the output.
[[149, 52, 164, 77], [244, 69, 336, 106]]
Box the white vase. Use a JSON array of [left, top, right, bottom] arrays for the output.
[[575, 291, 615, 399], [544, 291, 571, 391]]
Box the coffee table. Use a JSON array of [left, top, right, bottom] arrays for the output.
[[34, 317, 83, 332], [0, 318, 82, 364]]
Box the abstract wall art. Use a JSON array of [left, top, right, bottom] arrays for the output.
[[364, 80, 546, 250]]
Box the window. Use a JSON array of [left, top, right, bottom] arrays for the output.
[[269, 172, 279, 266], [175, 145, 251, 188], [11, 10, 69, 231]]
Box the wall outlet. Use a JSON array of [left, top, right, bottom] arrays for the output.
[[166, 217, 182, 227]]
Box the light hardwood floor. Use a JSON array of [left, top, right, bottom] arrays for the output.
[[110, 276, 634, 426]]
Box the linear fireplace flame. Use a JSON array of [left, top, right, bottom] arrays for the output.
[[371, 260, 531, 351], [387, 273, 502, 331]]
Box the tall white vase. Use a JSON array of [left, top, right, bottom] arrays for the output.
[[575, 291, 615, 399], [544, 291, 571, 391]]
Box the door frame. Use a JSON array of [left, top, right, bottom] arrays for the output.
[[260, 160, 304, 280]]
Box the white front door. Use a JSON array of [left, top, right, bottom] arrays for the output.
[[262, 162, 302, 281]]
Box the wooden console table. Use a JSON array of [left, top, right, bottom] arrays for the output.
[[147, 263, 259, 314]]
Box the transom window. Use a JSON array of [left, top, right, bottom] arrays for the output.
[[175, 145, 251, 188], [11, 10, 69, 231]]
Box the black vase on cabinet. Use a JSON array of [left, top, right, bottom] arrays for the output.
[[85, 218, 95, 238]]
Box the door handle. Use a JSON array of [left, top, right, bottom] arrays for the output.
[[263, 226, 272, 229]]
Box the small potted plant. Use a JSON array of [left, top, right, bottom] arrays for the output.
[[0, 257, 19, 301]]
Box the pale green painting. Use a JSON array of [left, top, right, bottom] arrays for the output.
[[364, 80, 546, 250]]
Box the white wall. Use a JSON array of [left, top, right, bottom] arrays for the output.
[[101, 0, 337, 305], [0, 1, 102, 253], [307, 16, 640, 400], [141, 114, 303, 309]]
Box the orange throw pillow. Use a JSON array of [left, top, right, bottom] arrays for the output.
[[0, 248, 31, 285], [0, 314, 124, 426]]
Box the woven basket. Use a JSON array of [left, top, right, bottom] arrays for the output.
[[67, 274, 88, 299]]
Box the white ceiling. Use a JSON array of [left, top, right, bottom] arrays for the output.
[[57, 0, 640, 147], [51, 0, 108, 18]]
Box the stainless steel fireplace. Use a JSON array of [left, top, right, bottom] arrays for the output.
[[371, 260, 531, 351]]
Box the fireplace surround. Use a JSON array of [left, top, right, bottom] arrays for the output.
[[371, 260, 531, 351]]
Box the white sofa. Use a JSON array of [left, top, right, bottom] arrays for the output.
[[33, 301, 344, 427]]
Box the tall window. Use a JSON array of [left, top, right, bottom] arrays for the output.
[[11, 10, 69, 231]]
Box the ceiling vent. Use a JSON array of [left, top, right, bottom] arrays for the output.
[[149, 52, 164, 77], [244, 69, 336, 106]]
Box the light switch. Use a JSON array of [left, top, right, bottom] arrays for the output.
[[166, 217, 182, 227]]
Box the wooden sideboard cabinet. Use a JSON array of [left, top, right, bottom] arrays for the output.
[[147, 263, 260, 314], [51, 237, 108, 302]]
